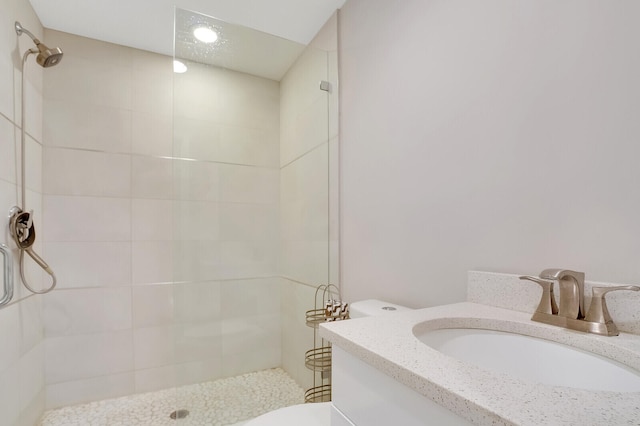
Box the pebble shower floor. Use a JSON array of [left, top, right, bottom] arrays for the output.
[[40, 368, 304, 426]]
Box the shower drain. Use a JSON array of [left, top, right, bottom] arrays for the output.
[[169, 409, 190, 420]]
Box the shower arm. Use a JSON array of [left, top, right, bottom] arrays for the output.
[[15, 21, 41, 46]]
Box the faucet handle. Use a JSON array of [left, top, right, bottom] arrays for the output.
[[584, 286, 640, 336], [519, 276, 559, 315]]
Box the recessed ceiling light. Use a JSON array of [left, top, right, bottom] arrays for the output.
[[173, 60, 187, 73], [193, 26, 218, 43]]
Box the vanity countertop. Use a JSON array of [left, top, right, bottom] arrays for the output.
[[320, 302, 640, 426]]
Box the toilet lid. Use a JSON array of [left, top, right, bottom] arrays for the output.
[[244, 402, 331, 426]]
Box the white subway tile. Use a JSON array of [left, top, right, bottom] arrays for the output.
[[280, 241, 329, 286], [219, 164, 278, 204], [0, 53, 13, 121], [83, 105, 133, 154], [24, 135, 42, 194], [23, 78, 43, 143], [45, 54, 132, 109], [18, 387, 45, 426], [42, 100, 85, 148], [174, 281, 221, 324], [132, 241, 173, 284], [43, 196, 131, 242], [18, 343, 44, 415], [135, 360, 224, 393], [218, 73, 279, 131], [172, 359, 223, 386], [132, 49, 169, 74], [217, 241, 278, 280], [0, 180, 18, 219], [221, 315, 281, 376], [87, 63, 133, 110], [133, 67, 172, 117], [218, 125, 279, 167], [220, 278, 281, 319], [173, 159, 220, 201], [43, 287, 132, 336], [45, 29, 133, 68], [133, 325, 175, 370], [174, 200, 219, 241], [173, 117, 221, 162], [43, 148, 131, 197], [45, 330, 134, 384], [43, 100, 132, 153], [0, 360, 20, 425], [175, 322, 223, 364], [132, 284, 174, 328], [133, 364, 177, 394], [44, 56, 92, 105], [218, 203, 278, 242], [0, 303, 21, 373], [131, 111, 172, 157], [132, 156, 173, 199], [172, 241, 221, 283], [0, 117, 16, 184], [132, 199, 173, 241], [43, 242, 132, 288], [19, 295, 43, 355], [172, 64, 225, 122], [45, 372, 134, 409]]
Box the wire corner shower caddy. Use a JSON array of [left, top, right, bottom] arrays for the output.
[[304, 284, 349, 403]]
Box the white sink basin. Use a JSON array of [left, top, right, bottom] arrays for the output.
[[416, 328, 640, 392]]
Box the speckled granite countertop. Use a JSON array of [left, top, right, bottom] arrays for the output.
[[320, 302, 640, 426]]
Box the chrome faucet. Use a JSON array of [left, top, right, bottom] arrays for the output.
[[520, 269, 639, 336]]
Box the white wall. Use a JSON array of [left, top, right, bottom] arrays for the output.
[[0, 1, 46, 425], [339, 0, 640, 308]]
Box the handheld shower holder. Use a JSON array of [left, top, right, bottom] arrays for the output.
[[9, 207, 56, 294]]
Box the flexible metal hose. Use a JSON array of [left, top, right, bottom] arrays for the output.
[[19, 249, 56, 294], [15, 49, 56, 294]]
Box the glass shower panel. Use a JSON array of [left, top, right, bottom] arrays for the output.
[[326, 13, 340, 291], [172, 7, 333, 424], [278, 24, 338, 398]]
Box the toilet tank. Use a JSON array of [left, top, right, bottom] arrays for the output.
[[349, 299, 412, 319]]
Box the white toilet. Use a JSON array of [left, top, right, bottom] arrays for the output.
[[245, 299, 411, 426]]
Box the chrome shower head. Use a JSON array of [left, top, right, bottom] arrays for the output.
[[15, 21, 63, 67]]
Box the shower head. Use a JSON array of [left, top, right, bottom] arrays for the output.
[[15, 21, 63, 67]]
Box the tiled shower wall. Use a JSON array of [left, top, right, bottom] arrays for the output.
[[172, 61, 282, 381], [40, 30, 281, 408], [0, 1, 46, 424]]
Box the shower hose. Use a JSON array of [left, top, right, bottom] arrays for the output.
[[10, 48, 57, 294]]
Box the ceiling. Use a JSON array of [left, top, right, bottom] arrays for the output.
[[28, 0, 346, 58], [173, 8, 307, 80]]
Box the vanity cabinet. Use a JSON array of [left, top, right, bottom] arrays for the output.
[[330, 346, 473, 426]]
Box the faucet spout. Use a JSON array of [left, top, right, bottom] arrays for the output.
[[539, 269, 585, 319]]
